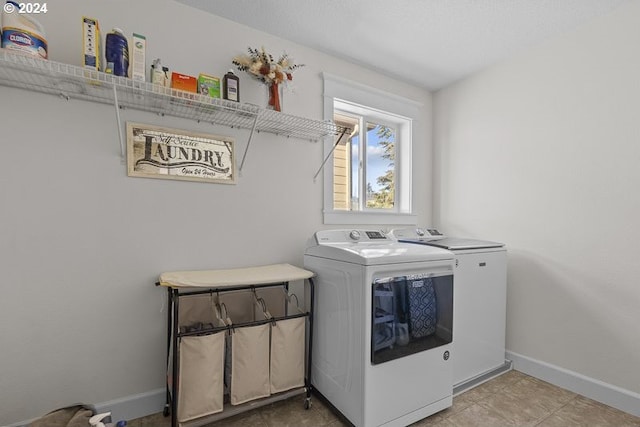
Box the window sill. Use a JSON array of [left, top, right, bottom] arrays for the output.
[[323, 211, 418, 225]]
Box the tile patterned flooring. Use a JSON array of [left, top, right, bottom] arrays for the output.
[[129, 370, 640, 426]]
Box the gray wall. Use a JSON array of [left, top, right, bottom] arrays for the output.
[[8, 1, 638, 424], [0, 0, 433, 424], [434, 0, 640, 400]]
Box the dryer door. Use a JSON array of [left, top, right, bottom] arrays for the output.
[[371, 268, 453, 365], [365, 261, 454, 426]]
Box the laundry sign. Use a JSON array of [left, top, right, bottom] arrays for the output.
[[126, 122, 235, 184]]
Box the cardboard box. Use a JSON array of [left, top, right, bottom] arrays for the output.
[[171, 72, 197, 93], [82, 17, 101, 70], [198, 74, 221, 98], [131, 33, 146, 82]]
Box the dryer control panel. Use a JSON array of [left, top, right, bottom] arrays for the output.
[[314, 229, 392, 244]]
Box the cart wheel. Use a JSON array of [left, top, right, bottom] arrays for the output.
[[163, 405, 170, 417], [304, 398, 312, 410]]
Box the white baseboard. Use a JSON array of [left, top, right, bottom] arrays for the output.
[[8, 388, 166, 427], [506, 350, 640, 417], [94, 387, 166, 422], [12, 352, 640, 426]]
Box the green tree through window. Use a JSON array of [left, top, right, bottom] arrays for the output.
[[367, 125, 395, 209]]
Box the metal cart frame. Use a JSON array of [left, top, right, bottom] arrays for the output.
[[156, 264, 315, 427]]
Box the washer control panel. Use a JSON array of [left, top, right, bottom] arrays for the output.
[[390, 227, 446, 241], [419, 228, 444, 237]]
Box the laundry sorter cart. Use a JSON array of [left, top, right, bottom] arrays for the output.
[[156, 263, 315, 427]]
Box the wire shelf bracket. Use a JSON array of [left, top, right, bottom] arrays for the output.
[[0, 49, 349, 173]]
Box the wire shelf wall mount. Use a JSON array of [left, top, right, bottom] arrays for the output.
[[0, 50, 346, 172]]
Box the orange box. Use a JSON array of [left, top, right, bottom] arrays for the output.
[[171, 72, 198, 93]]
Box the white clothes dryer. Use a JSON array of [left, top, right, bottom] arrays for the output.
[[304, 229, 455, 427], [389, 228, 508, 393]]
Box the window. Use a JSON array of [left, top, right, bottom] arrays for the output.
[[322, 73, 419, 225], [333, 104, 400, 212]]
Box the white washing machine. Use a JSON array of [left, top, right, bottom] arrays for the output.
[[389, 228, 508, 392], [304, 229, 455, 427]]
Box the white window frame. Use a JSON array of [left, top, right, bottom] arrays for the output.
[[322, 72, 419, 225]]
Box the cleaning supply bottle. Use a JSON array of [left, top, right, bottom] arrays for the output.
[[105, 28, 129, 77], [151, 58, 169, 87], [1, 1, 48, 59], [223, 70, 239, 102]]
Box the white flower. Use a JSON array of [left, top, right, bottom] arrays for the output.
[[249, 62, 262, 74]]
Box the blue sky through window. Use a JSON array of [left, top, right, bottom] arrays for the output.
[[351, 125, 394, 202]]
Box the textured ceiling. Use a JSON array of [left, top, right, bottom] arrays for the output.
[[177, 0, 629, 90]]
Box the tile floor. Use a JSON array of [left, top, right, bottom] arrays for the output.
[[129, 370, 640, 426]]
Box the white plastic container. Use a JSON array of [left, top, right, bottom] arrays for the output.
[[131, 33, 146, 81], [1, 1, 47, 59]]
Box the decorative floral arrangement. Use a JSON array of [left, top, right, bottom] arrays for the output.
[[232, 47, 304, 111], [233, 47, 304, 85]]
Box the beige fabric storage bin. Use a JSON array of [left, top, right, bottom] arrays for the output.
[[177, 293, 216, 329], [177, 332, 225, 423], [229, 322, 271, 405], [270, 316, 305, 393], [220, 292, 272, 405], [170, 293, 228, 423]]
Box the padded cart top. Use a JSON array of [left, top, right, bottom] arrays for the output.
[[159, 263, 314, 289]]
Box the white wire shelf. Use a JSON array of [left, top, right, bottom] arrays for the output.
[[0, 49, 345, 142]]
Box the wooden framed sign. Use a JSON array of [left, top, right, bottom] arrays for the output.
[[126, 122, 235, 184]]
